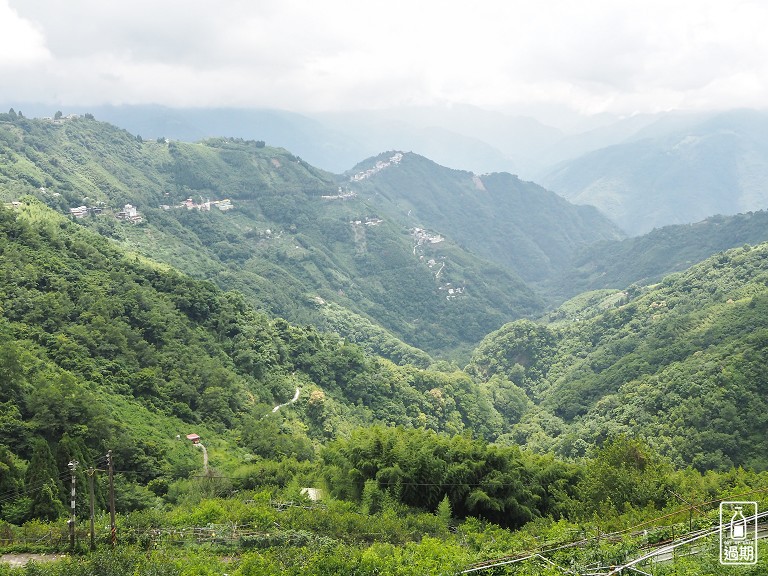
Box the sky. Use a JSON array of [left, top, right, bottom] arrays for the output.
[[2, 0, 768, 125]]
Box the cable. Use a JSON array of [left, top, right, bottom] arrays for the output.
[[0, 454, 110, 505]]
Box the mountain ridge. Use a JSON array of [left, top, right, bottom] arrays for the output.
[[540, 109, 768, 235], [470, 241, 768, 470], [544, 209, 768, 300], [0, 115, 557, 356], [343, 150, 624, 285]]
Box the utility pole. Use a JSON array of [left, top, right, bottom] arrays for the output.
[[88, 468, 96, 551], [68, 460, 79, 550], [107, 450, 117, 547]]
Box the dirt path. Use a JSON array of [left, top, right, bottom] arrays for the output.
[[1, 553, 66, 567], [196, 443, 208, 473]]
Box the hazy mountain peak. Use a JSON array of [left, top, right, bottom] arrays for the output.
[[540, 109, 768, 235]]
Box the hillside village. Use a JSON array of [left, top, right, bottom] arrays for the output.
[[411, 226, 445, 247], [68, 203, 143, 223], [65, 197, 234, 225], [350, 152, 404, 182], [321, 187, 357, 200]]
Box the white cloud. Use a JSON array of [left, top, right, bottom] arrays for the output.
[[4, 0, 768, 119], [0, 0, 50, 68]]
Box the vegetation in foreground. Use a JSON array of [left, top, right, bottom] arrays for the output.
[[1, 436, 767, 574]]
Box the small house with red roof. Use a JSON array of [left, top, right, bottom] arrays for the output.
[[186, 433, 200, 444]]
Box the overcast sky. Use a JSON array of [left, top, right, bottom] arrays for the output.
[[2, 0, 768, 124]]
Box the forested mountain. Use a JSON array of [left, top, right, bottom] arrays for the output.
[[0, 200, 517, 519], [545, 209, 768, 300], [469, 242, 768, 470], [344, 151, 623, 284], [0, 113, 553, 356], [2, 112, 768, 574], [2, 200, 767, 574], [541, 109, 768, 235], [0, 113, 626, 357]]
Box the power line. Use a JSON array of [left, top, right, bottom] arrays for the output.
[[462, 495, 768, 575], [0, 453, 109, 505], [0, 469, 72, 505]]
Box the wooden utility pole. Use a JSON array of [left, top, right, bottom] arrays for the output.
[[68, 460, 78, 550], [88, 468, 96, 550], [107, 450, 117, 547]]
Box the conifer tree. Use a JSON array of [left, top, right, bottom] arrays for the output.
[[25, 438, 65, 520]]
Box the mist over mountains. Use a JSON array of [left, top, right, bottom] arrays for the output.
[[541, 109, 768, 235], [12, 103, 762, 240]]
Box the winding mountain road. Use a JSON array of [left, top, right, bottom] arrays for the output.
[[272, 387, 300, 412]]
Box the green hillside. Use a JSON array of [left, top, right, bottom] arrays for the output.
[[345, 151, 623, 284], [469, 242, 768, 470], [3, 116, 768, 574], [0, 200, 517, 518], [0, 114, 544, 357], [547, 209, 768, 300]]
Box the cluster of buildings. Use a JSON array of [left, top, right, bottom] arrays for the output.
[[439, 283, 465, 301], [67, 202, 141, 223], [42, 113, 80, 123], [350, 216, 383, 226], [322, 187, 357, 200], [68, 205, 103, 218], [68, 197, 235, 223], [163, 198, 234, 211], [349, 152, 404, 182], [116, 204, 143, 223], [411, 227, 445, 245]]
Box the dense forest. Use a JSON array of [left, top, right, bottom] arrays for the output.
[[470, 243, 768, 471], [1, 199, 767, 573], [1, 113, 767, 573]]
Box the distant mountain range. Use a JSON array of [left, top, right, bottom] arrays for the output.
[[0, 114, 608, 356], [0, 102, 666, 178], [540, 109, 768, 235], [67, 105, 768, 239], [8, 104, 768, 239]]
